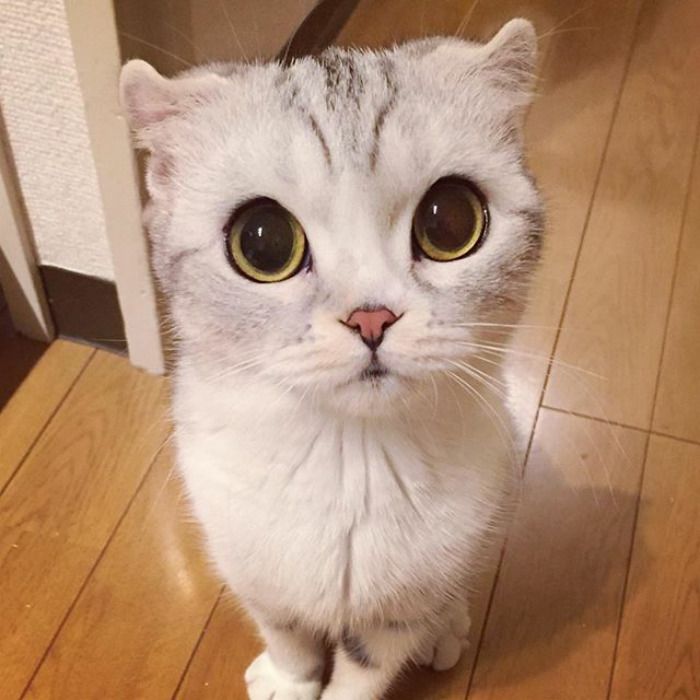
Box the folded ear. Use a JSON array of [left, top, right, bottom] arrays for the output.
[[420, 18, 537, 111], [480, 18, 538, 104], [120, 60, 223, 148]]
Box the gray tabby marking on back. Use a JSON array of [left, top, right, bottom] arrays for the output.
[[341, 629, 375, 668]]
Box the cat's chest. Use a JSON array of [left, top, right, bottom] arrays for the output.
[[181, 414, 448, 521], [178, 412, 511, 626]]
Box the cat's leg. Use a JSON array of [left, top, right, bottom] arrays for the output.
[[245, 618, 325, 700], [321, 624, 425, 700], [414, 596, 471, 671]]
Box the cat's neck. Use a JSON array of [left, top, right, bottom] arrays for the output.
[[174, 358, 507, 450]]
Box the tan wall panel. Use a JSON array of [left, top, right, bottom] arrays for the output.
[[115, 0, 318, 75]]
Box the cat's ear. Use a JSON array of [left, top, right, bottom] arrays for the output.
[[423, 18, 537, 110], [120, 60, 223, 197], [120, 60, 221, 148], [479, 18, 538, 104]]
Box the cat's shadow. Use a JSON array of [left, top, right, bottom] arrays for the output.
[[387, 450, 649, 699]]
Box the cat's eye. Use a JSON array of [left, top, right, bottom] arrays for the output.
[[412, 178, 489, 262], [226, 199, 308, 283]]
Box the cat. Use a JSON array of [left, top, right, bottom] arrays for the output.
[[120, 17, 543, 700]]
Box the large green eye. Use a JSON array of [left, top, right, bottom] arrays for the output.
[[412, 178, 489, 261], [226, 199, 307, 283]]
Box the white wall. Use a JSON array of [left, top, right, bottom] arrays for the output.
[[0, 0, 115, 280]]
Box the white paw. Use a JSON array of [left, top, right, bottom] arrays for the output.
[[416, 603, 471, 671], [245, 652, 322, 700]]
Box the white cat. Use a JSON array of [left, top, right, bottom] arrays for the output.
[[121, 18, 542, 700]]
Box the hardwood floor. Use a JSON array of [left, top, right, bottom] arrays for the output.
[[1, 1, 699, 698], [0, 270, 46, 413]]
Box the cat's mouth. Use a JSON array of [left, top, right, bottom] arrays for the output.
[[359, 356, 390, 382], [331, 355, 411, 416]]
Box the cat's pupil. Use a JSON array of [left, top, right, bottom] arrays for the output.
[[421, 183, 477, 251], [240, 208, 295, 272]]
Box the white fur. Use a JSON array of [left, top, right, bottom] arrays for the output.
[[121, 18, 541, 699], [176, 369, 512, 626], [246, 652, 322, 700]]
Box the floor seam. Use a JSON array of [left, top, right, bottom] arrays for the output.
[[460, 10, 566, 694], [0, 348, 96, 501], [536, 0, 645, 411], [170, 586, 226, 699], [646, 111, 700, 433], [603, 103, 700, 700], [540, 404, 646, 432], [17, 436, 170, 698], [603, 430, 651, 699], [462, 409, 544, 699]]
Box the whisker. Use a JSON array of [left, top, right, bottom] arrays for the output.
[[537, 4, 592, 41], [119, 31, 194, 68], [446, 358, 507, 394], [470, 352, 505, 370], [451, 322, 560, 331], [455, 341, 605, 379], [419, 0, 427, 38], [429, 374, 439, 417], [250, 9, 263, 59], [536, 25, 597, 42], [217, 0, 248, 61], [207, 354, 268, 383], [445, 370, 517, 463], [161, 19, 212, 63], [455, 0, 481, 39], [542, 362, 631, 473]]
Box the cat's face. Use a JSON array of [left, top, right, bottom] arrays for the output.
[[121, 19, 543, 417]]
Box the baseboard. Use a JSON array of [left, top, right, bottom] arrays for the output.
[[39, 265, 127, 354]]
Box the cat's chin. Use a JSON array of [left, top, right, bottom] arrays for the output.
[[320, 372, 417, 418]]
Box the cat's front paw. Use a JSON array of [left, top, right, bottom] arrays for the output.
[[245, 652, 322, 700], [415, 602, 471, 671]]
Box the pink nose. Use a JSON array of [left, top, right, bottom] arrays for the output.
[[344, 306, 399, 350]]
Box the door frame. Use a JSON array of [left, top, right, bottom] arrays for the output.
[[64, 0, 164, 374], [0, 114, 54, 343]]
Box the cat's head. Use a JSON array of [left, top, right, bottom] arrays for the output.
[[121, 19, 543, 417]]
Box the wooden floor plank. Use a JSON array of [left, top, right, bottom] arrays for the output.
[[24, 444, 221, 700], [468, 409, 646, 700], [608, 435, 700, 700], [504, 0, 642, 442], [0, 334, 46, 410], [174, 596, 261, 700], [0, 349, 169, 699], [0, 339, 93, 493], [543, 0, 700, 428], [652, 123, 700, 443]]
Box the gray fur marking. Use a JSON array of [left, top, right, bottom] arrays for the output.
[[308, 113, 332, 169], [369, 66, 398, 172], [317, 50, 362, 111], [385, 619, 410, 631], [341, 628, 375, 668], [516, 206, 545, 258]]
